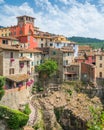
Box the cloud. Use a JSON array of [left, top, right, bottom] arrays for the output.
[[0, 0, 4, 4], [34, 0, 104, 39], [0, 0, 104, 39], [0, 2, 35, 26]]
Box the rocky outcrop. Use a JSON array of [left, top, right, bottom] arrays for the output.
[[0, 87, 31, 109], [0, 120, 9, 130], [36, 83, 103, 130]]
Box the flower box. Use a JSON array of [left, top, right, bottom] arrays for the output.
[[20, 64, 24, 68], [10, 58, 15, 62]]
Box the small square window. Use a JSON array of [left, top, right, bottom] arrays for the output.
[[100, 56, 102, 60], [53, 51, 56, 55], [99, 63, 102, 67]]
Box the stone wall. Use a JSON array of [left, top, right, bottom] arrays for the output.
[[0, 86, 31, 109]]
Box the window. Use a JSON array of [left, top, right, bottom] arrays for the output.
[[20, 53, 23, 57], [52, 51, 56, 55], [57, 43, 59, 46], [100, 63, 102, 67], [2, 40, 8, 44], [30, 53, 32, 58], [40, 60, 42, 64], [92, 56, 95, 60], [72, 67, 74, 70], [41, 44, 43, 48], [99, 72, 102, 78], [41, 38, 43, 41], [50, 39, 52, 42], [9, 68, 14, 74], [31, 62, 34, 66], [50, 43, 53, 46], [100, 56, 102, 60], [19, 30, 22, 34], [10, 52, 13, 58], [14, 32, 16, 35], [68, 53, 70, 56], [66, 60, 68, 65]]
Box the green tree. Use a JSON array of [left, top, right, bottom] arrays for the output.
[[37, 59, 58, 88], [87, 107, 104, 130], [0, 76, 5, 100]]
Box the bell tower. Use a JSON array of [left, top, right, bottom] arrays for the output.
[[17, 15, 35, 26]]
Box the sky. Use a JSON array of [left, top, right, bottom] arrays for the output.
[[0, 0, 104, 39]]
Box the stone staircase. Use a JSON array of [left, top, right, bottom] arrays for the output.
[[27, 96, 38, 126]]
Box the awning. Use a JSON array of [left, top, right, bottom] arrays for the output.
[[64, 72, 77, 75], [6, 74, 30, 83]]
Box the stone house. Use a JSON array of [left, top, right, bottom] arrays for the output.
[[78, 45, 92, 56], [84, 51, 95, 64], [20, 49, 42, 80], [0, 36, 19, 46], [81, 62, 96, 83], [0, 44, 33, 89], [64, 62, 80, 81], [95, 52, 104, 87], [49, 47, 74, 82], [34, 32, 54, 48]]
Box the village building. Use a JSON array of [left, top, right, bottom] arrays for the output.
[[20, 48, 42, 80], [0, 15, 38, 49], [0, 44, 33, 89], [78, 45, 92, 56], [95, 52, 104, 87], [0, 36, 19, 46], [0, 27, 11, 37], [81, 62, 96, 83], [64, 62, 80, 81], [84, 51, 95, 64], [49, 47, 74, 82]]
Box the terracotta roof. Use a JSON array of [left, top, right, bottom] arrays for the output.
[[61, 49, 74, 53], [81, 62, 95, 68], [0, 36, 18, 41], [50, 47, 74, 53], [70, 62, 80, 66], [34, 35, 53, 39], [75, 56, 85, 60], [64, 72, 76, 75], [95, 52, 104, 56], [19, 57, 31, 61], [20, 48, 42, 53], [85, 51, 95, 56], [6, 74, 30, 82], [79, 45, 92, 52], [0, 44, 21, 51]]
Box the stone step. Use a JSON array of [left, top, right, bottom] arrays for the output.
[[24, 126, 34, 130]]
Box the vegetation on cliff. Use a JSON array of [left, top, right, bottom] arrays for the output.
[[37, 59, 58, 78], [0, 105, 29, 129], [87, 107, 104, 130], [36, 59, 58, 89], [0, 76, 5, 100]]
